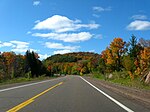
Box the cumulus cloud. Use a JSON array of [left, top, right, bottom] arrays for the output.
[[93, 6, 111, 12], [127, 20, 150, 30], [32, 32, 93, 43], [0, 41, 14, 47], [45, 42, 79, 55], [38, 54, 49, 60], [131, 15, 147, 20], [10, 40, 30, 52], [0, 40, 38, 53], [33, 1, 40, 6], [53, 50, 72, 54], [32, 15, 99, 44], [45, 42, 79, 50], [33, 15, 99, 32]]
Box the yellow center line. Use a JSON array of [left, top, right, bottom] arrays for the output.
[[7, 82, 63, 112]]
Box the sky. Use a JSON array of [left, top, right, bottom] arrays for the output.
[[0, 0, 150, 60]]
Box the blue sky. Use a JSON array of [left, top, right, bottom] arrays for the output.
[[0, 0, 150, 60]]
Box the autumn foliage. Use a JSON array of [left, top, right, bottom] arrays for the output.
[[0, 35, 150, 84], [43, 52, 100, 76], [100, 36, 150, 82]]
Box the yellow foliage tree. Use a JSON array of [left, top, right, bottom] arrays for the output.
[[139, 47, 150, 75]]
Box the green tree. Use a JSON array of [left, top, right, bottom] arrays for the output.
[[129, 35, 142, 59], [122, 55, 135, 79], [98, 58, 106, 74]]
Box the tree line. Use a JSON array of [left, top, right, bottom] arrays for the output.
[[43, 35, 150, 83], [0, 35, 150, 84], [0, 50, 51, 81]]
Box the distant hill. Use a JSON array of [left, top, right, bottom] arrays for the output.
[[43, 52, 101, 75], [45, 52, 100, 63]]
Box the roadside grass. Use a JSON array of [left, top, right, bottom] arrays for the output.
[[110, 78, 150, 90], [92, 73, 150, 90], [0, 76, 54, 86], [92, 73, 105, 80]]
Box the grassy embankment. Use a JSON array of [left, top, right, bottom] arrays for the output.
[[90, 72, 150, 90]]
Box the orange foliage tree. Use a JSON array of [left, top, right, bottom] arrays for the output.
[[136, 47, 150, 76], [101, 38, 125, 72], [2, 52, 16, 78], [110, 38, 125, 71]]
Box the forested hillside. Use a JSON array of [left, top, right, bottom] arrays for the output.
[[43, 52, 100, 75]]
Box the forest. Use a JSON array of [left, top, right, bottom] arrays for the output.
[[0, 35, 150, 84]]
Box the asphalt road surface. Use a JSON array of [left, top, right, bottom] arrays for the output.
[[0, 75, 149, 112]]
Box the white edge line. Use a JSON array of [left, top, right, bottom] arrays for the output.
[[80, 76, 134, 112], [0, 77, 64, 93]]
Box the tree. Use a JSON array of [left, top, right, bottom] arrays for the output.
[[98, 58, 106, 74], [1, 52, 16, 78], [101, 48, 114, 73], [71, 64, 79, 75], [127, 35, 143, 74], [129, 35, 142, 59], [122, 55, 135, 79], [101, 38, 125, 72], [0, 52, 27, 79], [25, 50, 45, 77], [13, 54, 26, 78], [110, 37, 125, 71]]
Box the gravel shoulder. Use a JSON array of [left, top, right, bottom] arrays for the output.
[[84, 76, 150, 109]]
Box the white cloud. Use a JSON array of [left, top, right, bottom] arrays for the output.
[[92, 14, 100, 18], [45, 42, 79, 55], [0, 40, 38, 53], [32, 32, 93, 42], [93, 6, 111, 12], [10, 40, 29, 47], [11, 48, 27, 53], [38, 54, 49, 60], [45, 42, 79, 50], [53, 50, 72, 54], [10, 40, 29, 53], [33, 1, 40, 6], [33, 15, 99, 32], [127, 20, 150, 30], [0, 41, 14, 47], [131, 15, 147, 20]]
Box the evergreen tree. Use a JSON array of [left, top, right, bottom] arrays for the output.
[[129, 35, 137, 58], [25, 50, 43, 77], [129, 35, 142, 59]]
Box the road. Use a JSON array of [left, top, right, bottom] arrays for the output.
[[0, 75, 149, 112]]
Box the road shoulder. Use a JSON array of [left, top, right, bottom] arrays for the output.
[[83, 76, 150, 110]]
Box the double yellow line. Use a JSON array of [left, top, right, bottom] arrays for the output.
[[7, 82, 63, 112]]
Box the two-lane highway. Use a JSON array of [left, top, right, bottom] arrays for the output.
[[0, 75, 149, 112]]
